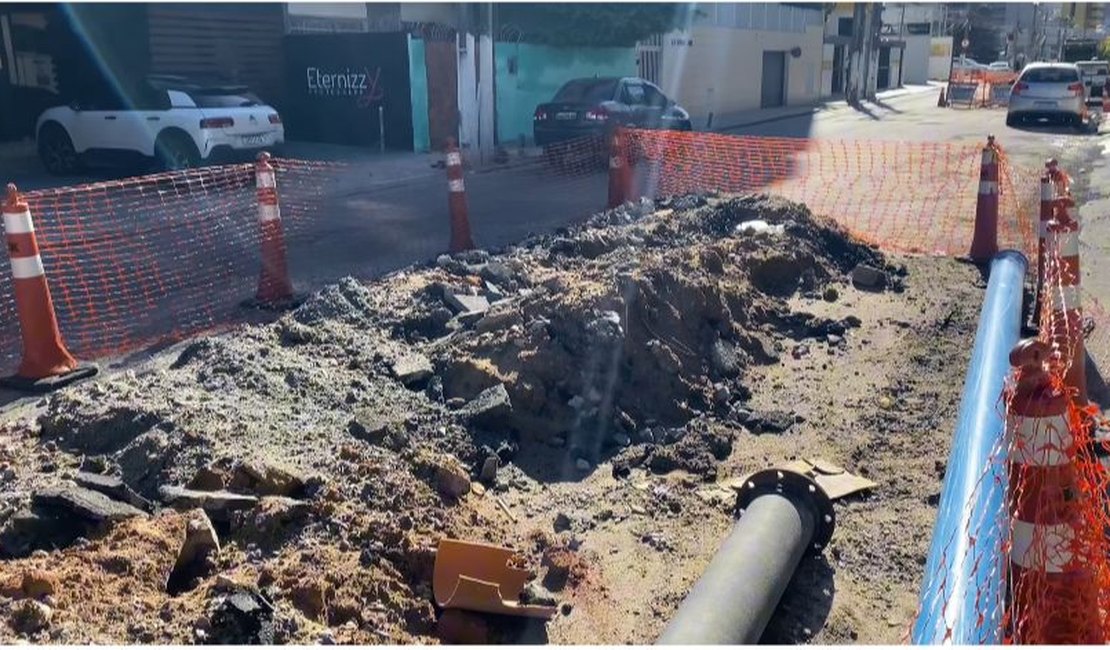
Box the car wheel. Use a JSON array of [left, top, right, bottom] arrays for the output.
[[1005, 114, 1017, 127], [38, 124, 80, 176], [156, 132, 199, 172]]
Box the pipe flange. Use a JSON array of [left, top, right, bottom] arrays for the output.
[[735, 468, 836, 553]]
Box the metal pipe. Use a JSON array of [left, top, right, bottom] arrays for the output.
[[657, 469, 834, 645], [912, 249, 1028, 645]]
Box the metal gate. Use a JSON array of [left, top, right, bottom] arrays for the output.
[[637, 34, 662, 85]]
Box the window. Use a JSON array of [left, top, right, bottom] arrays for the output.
[[838, 17, 854, 36], [186, 88, 263, 108], [621, 81, 646, 105], [1021, 67, 1080, 83], [641, 83, 669, 108], [553, 79, 617, 103]]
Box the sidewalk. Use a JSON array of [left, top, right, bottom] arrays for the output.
[[710, 82, 942, 133]]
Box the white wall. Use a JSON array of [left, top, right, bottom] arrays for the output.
[[903, 34, 930, 84], [928, 36, 953, 80], [659, 23, 824, 125], [457, 33, 479, 152]]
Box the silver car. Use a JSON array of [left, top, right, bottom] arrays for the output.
[[1007, 62, 1086, 127]]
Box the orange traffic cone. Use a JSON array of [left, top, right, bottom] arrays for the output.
[[607, 127, 633, 209], [968, 135, 1000, 261], [0, 184, 96, 391], [445, 139, 476, 253]]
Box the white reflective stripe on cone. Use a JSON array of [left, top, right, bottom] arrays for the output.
[[1010, 519, 1075, 572], [449, 179, 465, 193], [256, 172, 277, 189], [979, 180, 999, 195], [259, 204, 281, 223], [446, 152, 462, 167], [1008, 413, 1073, 467], [1058, 231, 1080, 257], [2, 210, 34, 235], [9, 255, 45, 279], [1051, 284, 1081, 312]]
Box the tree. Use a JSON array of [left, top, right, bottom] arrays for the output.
[[1100, 36, 1110, 61], [493, 4, 690, 47]]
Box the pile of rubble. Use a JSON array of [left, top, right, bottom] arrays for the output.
[[0, 193, 910, 643]]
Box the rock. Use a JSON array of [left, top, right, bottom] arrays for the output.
[[475, 307, 523, 334], [74, 472, 150, 510], [827, 334, 843, 346], [445, 293, 490, 315], [740, 332, 780, 364], [730, 406, 753, 424], [159, 486, 258, 519], [437, 609, 490, 644], [630, 504, 648, 516], [167, 510, 221, 595], [791, 344, 810, 359], [232, 461, 307, 497], [471, 482, 487, 496], [843, 315, 862, 328], [479, 455, 499, 483], [710, 339, 742, 379], [10, 599, 52, 634], [446, 398, 466, 409], [464, 384, 514, 429], [561, 602, 573, 616], [480, 261, 515, 285], [851, 264, 888, 291], [823, 286, 839, 302], [0, 508, 84, 558], [748, 410, 794, 434], [520, 582, 558, 607], [712, 384, 731, 406], [347, 414, 392, 445], [208, 589, 275, 644], [187, 467, 227, 492], [21, 569, 59, 599], [553, 512, 572, 533], [575, 458, 591, 472], [434, 457, 471, 499], [390, 353, 434, 387], [33, 486, 146, 522], [612, 433, 631, 447]]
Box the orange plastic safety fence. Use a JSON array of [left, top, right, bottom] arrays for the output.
[[621, 128, 1039, 259], [0, 159, 341, 369], [913, 161, 1110, 644]]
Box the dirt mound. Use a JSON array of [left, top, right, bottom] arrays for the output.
[[0, 191, 925, 644]]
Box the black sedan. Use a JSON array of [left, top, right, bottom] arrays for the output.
[[533, 77, 692, 150]]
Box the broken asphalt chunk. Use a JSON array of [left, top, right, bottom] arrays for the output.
[[74, 472, 151, 510], [464, 383, 513, 430], [390, 353, 434, 387], [445, 293, 490, 316], [159, 486, 258, 518], [33, 485, 146, 522]]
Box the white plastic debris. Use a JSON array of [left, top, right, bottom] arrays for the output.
[[736, 219, 785, 236]]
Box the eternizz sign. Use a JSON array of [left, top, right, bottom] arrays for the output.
[[305, 66, 384, 103]]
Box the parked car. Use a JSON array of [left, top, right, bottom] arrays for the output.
[[988, 61, 1012, 71], [1007, 62, 1086, 127], [533, 77, 692, 153], [953, 57, 989, 72], [36, 75, 284, 175], [1076, 59, 1109, 97]]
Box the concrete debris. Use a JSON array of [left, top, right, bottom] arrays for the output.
[[167, 509, 221, 595], [187, 466, 227, 492], [390, 353, 434, 387], [158, 486, 259, 519], [737, 219, 785, 236], [747, 410, 795, 434], [434, 457, 471, 499], [231, 460, 309, 498], [464, 384, 513, 430], [74, 472, 150, 510], [475, 307, 523, 334], [479, 455, 499, 483], [445, 293, 490, 316], [33, 485, 147, 522]]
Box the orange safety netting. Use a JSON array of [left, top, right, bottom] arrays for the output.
[[621, 128, 1039, 258], [911, 162, 1110, 644], [0, 159, 339, 369]]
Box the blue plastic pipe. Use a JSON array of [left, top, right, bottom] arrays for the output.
[[912, 250, 1028, 645]]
